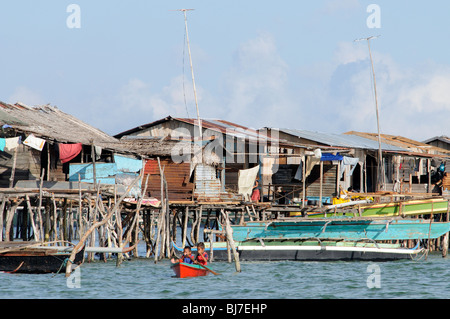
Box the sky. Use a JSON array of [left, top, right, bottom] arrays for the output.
[[1, 1, 450, 141]]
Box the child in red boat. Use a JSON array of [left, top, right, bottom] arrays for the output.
[[171, 246, 194, 264], [194, 242, 208, 266]]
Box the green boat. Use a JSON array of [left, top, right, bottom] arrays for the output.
[[304, 198, 449, 218]]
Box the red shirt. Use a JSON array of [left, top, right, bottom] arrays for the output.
[[196, 252, 208, 265]]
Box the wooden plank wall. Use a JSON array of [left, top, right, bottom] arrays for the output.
[[269, 163, 337, 201], [144, 159, 193, 200], [0, 145, 34, 187]]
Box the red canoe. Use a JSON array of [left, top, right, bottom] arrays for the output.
[[171, 262, 209, 278]]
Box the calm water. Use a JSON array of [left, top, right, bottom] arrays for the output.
[[1, 244, 449, 299]]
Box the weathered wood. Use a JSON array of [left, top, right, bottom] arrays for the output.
[[182, 206, 189, 249], [65, 173, 141, 276], [9, 146, 18, 188], [221, 210, 241, 272]]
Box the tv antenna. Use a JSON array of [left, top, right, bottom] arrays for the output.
[[354, 35, 385, 191], [174, 9, 202, 140]]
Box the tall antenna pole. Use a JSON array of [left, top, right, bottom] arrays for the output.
[[355, 35, 384, 191], [177, 8, 202, 140]]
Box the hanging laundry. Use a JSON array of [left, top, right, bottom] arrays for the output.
[[238, 165, 260, 200], [305, 156, 320, 180], [94, 146, 102, 160], [0, 138, 5, 152], [5, 136, 21, 151], [340, 156, 360, 179], [294, 161, 303, 181], [59, 143, 82, 163], [23, 134, 46, 151]]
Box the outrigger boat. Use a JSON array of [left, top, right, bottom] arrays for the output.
[[175, 239, 424, 261], [301, 198, 449, 218], [171, 262, 209, 278], [230, 218, 450, 242], [182, 216, 449, 262]]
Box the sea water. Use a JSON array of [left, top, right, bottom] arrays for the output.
[[1, 243, 449, 300]]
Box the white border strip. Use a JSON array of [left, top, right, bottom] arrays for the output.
[[237, 245, 423, 255]]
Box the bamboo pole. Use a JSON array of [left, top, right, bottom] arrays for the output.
[[0, 195, 4, 241], [182, 206, 188, 249]]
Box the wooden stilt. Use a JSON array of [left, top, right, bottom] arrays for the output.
[[221, 209, 241, 272]]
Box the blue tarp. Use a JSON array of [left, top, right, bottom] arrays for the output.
[[320, 153, 343, 161]]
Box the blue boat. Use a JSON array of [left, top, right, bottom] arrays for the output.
[[229, 218, 450, 242]]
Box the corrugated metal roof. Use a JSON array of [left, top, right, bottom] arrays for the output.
[[175, 117, 278, 143], [279, 128, 408, 152]]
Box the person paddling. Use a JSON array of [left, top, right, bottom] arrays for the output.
[[171, 246, 194, 264], [193, 242, 208, 266]]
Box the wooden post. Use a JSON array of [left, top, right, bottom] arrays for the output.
[[196, 205, 202, 244], [443, 200, 450, 258], [319, 161, 323, 208], [38, 169, 45, 241], [25, 195, 39, 241], [0, 195, 5, 241], [153, 208, 163, 263], [336, 161, 340, 196], [5, 199, 24, 241], [116, 196, 124, 266], [47, 144, 51, 181], [222, 209, 241, 272], [360, 160, 364, 193], [91, 142, 97, 188], [427, 159, 432, 193], [181, 206, 189, 249], [302, 156, 306, 208], [9, 146, 18, 188], [66, 173, 141, 276]]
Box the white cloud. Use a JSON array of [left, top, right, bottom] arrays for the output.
[[321, 42, 450, 140], [86, 35, 450, 142], [221, 33, 295, 128]]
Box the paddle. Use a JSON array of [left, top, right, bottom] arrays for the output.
[[190, 254, 220, 276], [197, 262, 220, 276]]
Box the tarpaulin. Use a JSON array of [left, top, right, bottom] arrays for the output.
[[59, 143, 82, 163], [321, 152, 343, 161]]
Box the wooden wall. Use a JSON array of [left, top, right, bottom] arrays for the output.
[[143, 158, 193, 201]]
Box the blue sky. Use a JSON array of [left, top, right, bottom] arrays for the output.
[[1, 1, 450, 141]]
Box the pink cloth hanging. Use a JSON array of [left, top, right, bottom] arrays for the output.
[[59, 143, 82, 163]]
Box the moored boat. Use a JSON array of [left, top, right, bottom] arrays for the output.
[[175, 240, 424, 261], [229, 218, 450, 242], [304, 198, 449, 218], [171, 262, 209, 278], [0, 243, 85, 274]]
